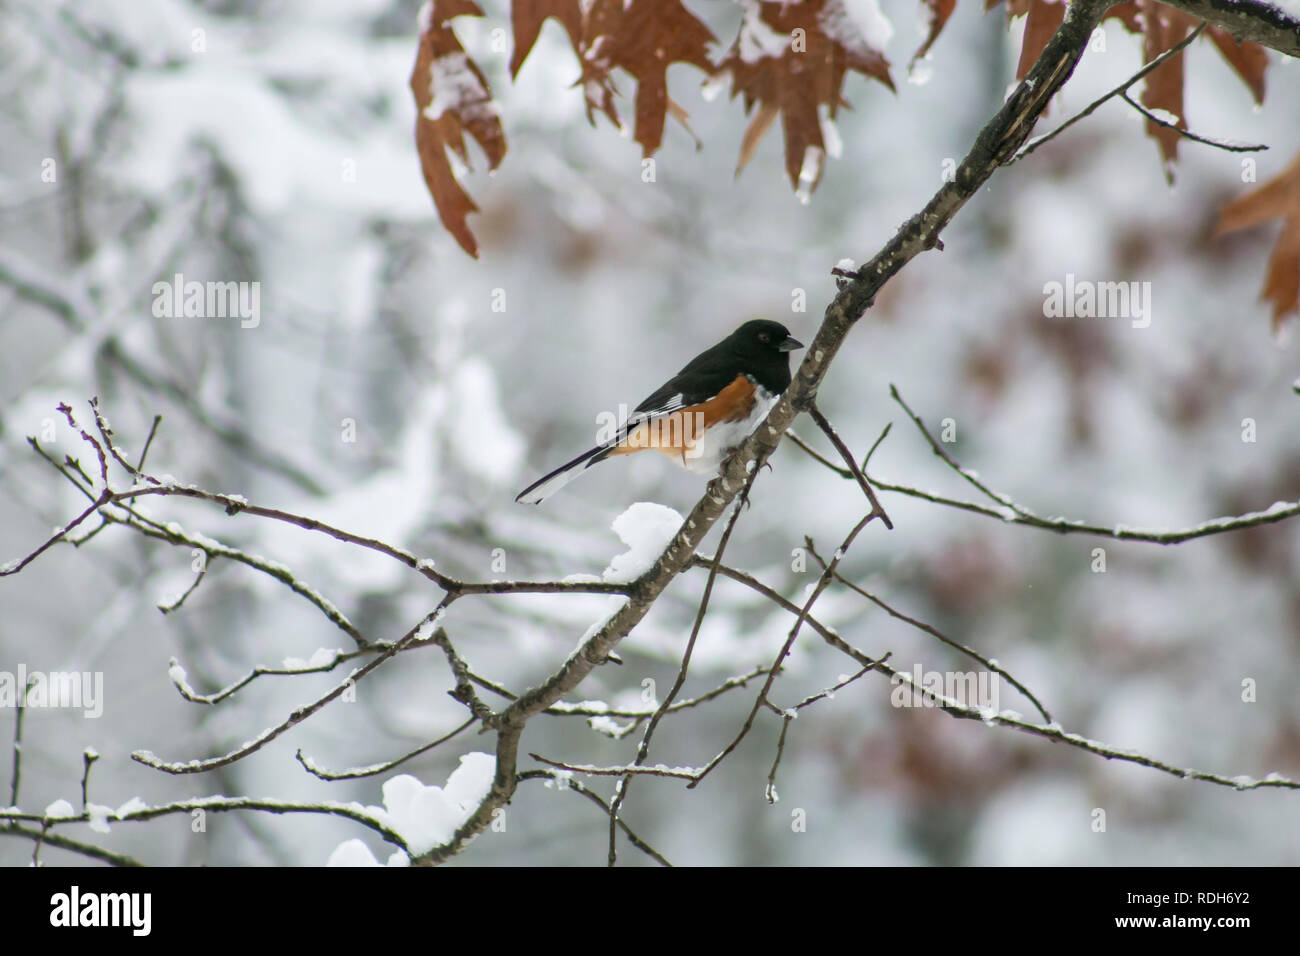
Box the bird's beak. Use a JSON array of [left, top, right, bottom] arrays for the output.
[[778, 335, 803, 352]]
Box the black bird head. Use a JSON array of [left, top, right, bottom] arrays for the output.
[[731, 319, 803, 356], [728, 319, 803, 394]]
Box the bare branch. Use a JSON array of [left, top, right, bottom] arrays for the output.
[[529, 755, 702, 780], [1013, 23, 1210, 164], [878, 385, 1300, 544], [0, 797, 408, 851], [296, 717, 477, 781], [1119, 89, 1267, 153], [804, 538, 1053, 724], [517, 770, 671, 866], [1155, 0, 1300, 57], [704, 551, 1300, 795], [808, 403, 894, 529], [766, 668, 872, 803], [689, 508, 888, 788], [133, 604, 449, 774], [0, 824, 144, 867]]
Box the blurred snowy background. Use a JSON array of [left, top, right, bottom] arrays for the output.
[[1, 0, 1298, 866]]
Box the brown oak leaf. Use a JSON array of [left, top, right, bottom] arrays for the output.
[[409, 0, 506, 258], [995, 0, 1270, 169], [1214, 154, 1300, 330], [1206, 25, 1267, 105], [584, 0, 715, 156], [509, 0, 582, 78], [1103, 2, 1269, 170], [914, 0, 958, 64], [1009, 0, 1065, 81], [1134, 0, 1198, 167], [717, 0, 894, 193]]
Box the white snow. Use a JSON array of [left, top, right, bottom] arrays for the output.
[[600, 503, 684, 584], [87, 803, 115, 834], [1143, 107, 1182, 126], [363, 752, 496, 856], [43, 799, 77, 820], [115, 797, 148, 818], [737, 0, 792, 64], [819, 107, 844, 160], [327, 838, 381, 866], [282, 647, 341, 670], [823, 0, 894, 53], [167, 658, 199, 698], [425, 53, 495, 123], [796, 146, 825, 205]]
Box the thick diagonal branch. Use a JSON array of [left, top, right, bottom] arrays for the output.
[[1155, 0, 1300, 57]]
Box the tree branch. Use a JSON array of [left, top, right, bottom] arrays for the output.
[[1155, 0, 1300, 57]]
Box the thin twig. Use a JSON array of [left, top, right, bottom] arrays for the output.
[[1012, 23, 1208, 164], [296, 717, 477, 781], [808, 403, 894, 529], [8, 679, 29, 807], [80, 748, 99, 810], [158, 558, 209, 614], [1119, 89, 1267, 153], [606, 466, 760, 866], [133, 603, 451, 774], [517, 770, 671, 866], [875, 385, 1300, 544], [766, 667, 871, 803], [690, 507, 887, 788], [804, 538, 1052, 723]]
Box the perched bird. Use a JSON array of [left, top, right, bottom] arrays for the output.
[[516, 319, 803, 504]]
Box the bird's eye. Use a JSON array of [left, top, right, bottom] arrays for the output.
[[758, 332, 770, 343]]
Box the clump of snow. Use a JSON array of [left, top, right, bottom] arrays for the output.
[[327, 838, 381, 866], [601, 503, 684, 584], [796, 146, 825, 205], [115, 797, 148, 817], [1143, 107, 1181, 126], [43, 799, 77, 820], [588, 715, 633, 737], [167, 658, 197, 697], [282, 648, 341, 670], [364, 752, 496, 856], [412, 609, 447, 643], [820, 0, 894, 57], [819, 106, 843, 159], [737, 0, 792, 63], [908, 58, 934, 86], [425, 53, 495, 123], [544, 769, 574, 791], [87, 803, 114, 834]]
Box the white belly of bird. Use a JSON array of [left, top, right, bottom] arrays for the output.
[[676, 385, 779, 475]]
